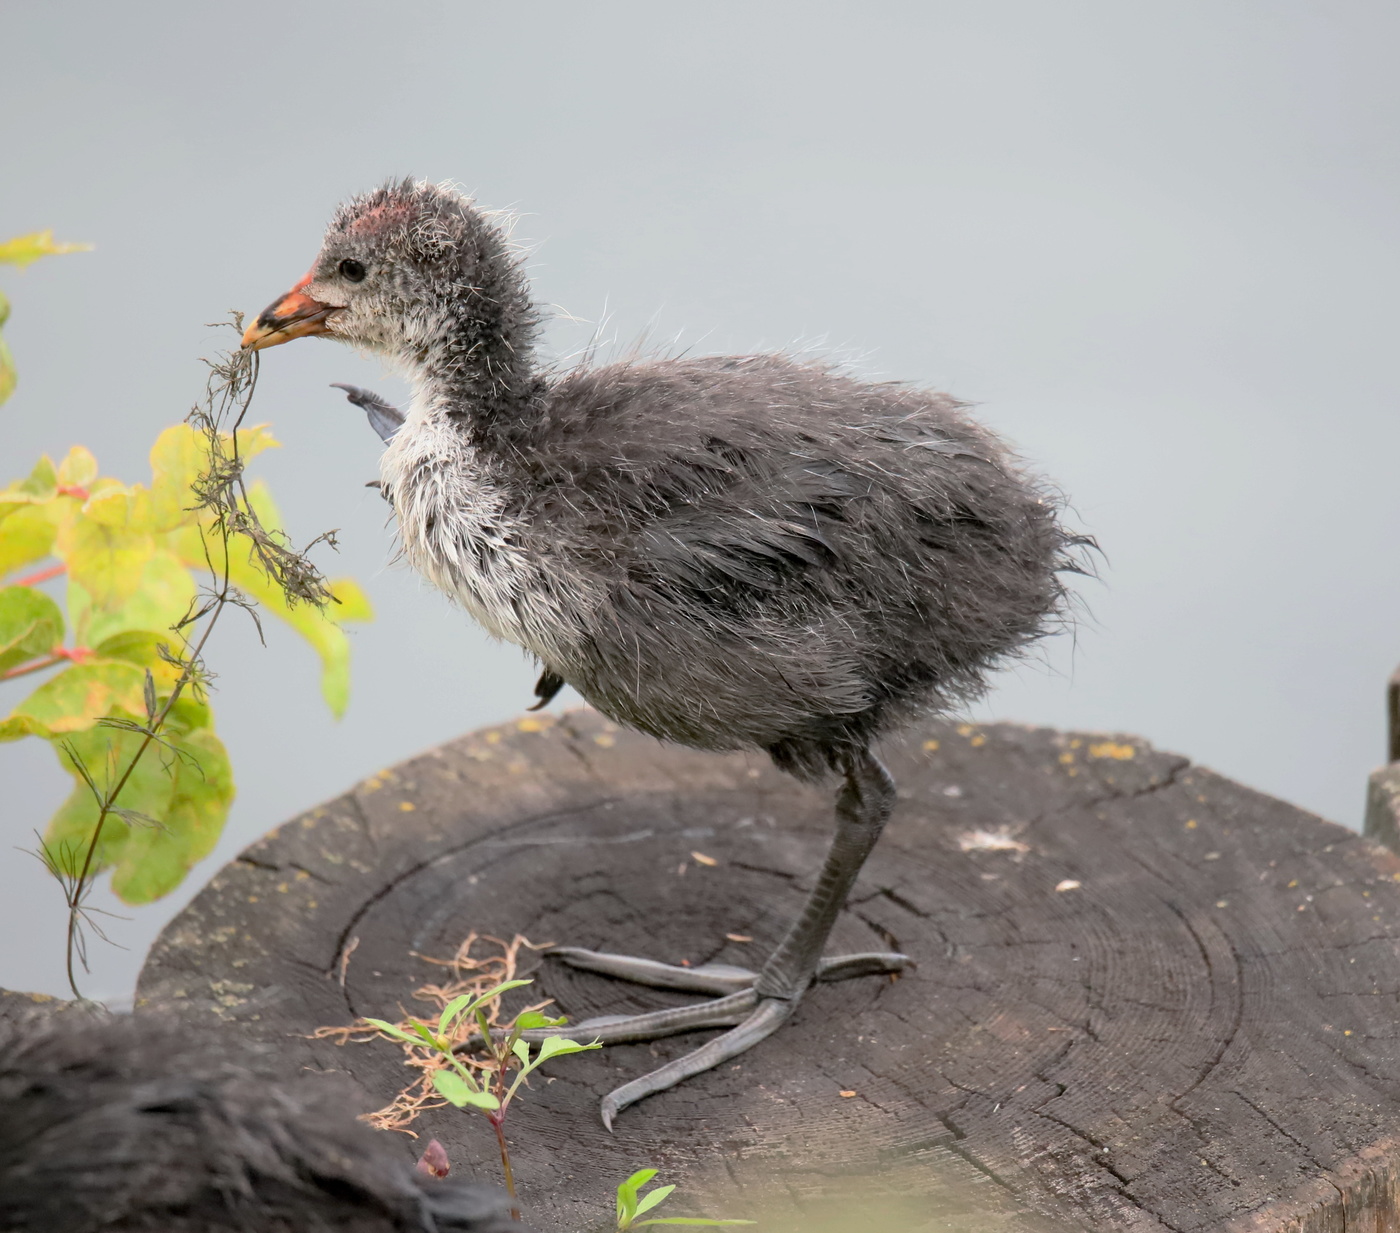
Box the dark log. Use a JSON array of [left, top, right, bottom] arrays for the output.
[[0, 988, 89, 1029], [138, 711, 1400, 1233]]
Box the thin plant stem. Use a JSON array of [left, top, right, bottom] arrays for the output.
[[1, 655, 63, 681], [489, 1113, 521, 1221], [47, 326, 335, 998], [10, 563, 65, 587], [488, 1033, 522, 1220], [60, 569, 230, 998]]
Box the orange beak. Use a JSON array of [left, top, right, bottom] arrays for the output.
[[241, 276, 340, 350]]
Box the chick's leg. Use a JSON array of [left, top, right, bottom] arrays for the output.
[[524, 751, 906, 1128]]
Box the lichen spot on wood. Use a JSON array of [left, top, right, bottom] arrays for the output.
[[1088, 741, 1136, 760]]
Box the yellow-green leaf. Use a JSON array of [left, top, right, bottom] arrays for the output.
[[83, 484, 153, 530], [0, 230, 93, 270], [1, 661, 147, 740], [68, 549, 196, 646], [56, 445, 99, 489], [86, 630, 211, 731], [56, 503, 156, 611], [0, 503, 60, 581], [0, 312, 13, 407], [0, 585, 63, 674], [170, 485, 371, 717], [1, 455, 57, 505], [0, 712, 47, 741], [148, 425, 205, 531], [329, 577, 374, 622], [148, 422, 280, 531], [92, 629, 185, 690], [228, 422, 280, 463]]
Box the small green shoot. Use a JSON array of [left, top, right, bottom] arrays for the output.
[[615, 1168, 755, 1230], [364, 976, 600, 1218]]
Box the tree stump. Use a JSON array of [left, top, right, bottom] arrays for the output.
[[138, 711, 1400, 1233]]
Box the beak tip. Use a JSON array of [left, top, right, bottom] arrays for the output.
[[241, 288, 337, 352]]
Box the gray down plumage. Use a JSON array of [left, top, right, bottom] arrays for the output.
[[288, 179, 1084, 778]]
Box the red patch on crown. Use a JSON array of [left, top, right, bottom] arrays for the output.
[[345, 201, 415, 239]]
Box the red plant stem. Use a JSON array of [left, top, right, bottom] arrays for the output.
[[9, 563, 65, 588], [489, 1112, 520, 1220], [0, 655, 63, 681]]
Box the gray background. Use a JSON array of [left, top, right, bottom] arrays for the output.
[[2, 1, 1398, 1002]]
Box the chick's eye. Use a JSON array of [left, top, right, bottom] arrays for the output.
[[338, 258, 366, 283]]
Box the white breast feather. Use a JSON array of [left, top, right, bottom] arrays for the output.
[[379, 391, 575, 661]]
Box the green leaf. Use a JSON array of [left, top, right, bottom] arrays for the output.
[[617, 1168, 657, 1224], [432, 1069, 499, 1110], [474, 1008, 493, 1053], [0, 230, 92, 270], [514, 1009, 567, 1030], [42, 721, 178, 879], [438, 993, 477, 1035], [0, 585, 62, 674], [36, 716, 234, 904], [108, 725, 233, 903], [535, 1036, 603, 1063], [511, 1038, 530, 1066], [361, 1018, 422, 1045], [464, 979, 533, 1010], [634, 1185, 676, 1219]]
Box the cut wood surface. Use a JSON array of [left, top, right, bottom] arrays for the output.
[[138, 710, 1400, 1233]]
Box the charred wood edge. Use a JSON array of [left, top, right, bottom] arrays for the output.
[[1222, 1130, 1400, 1233], [1364, 663, 1400, 853], [1346, 667, 1400, 1232], [0, 987, 95, 1028]]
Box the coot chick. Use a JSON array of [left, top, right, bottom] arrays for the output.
[[243, 179, 1081, 1126]]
